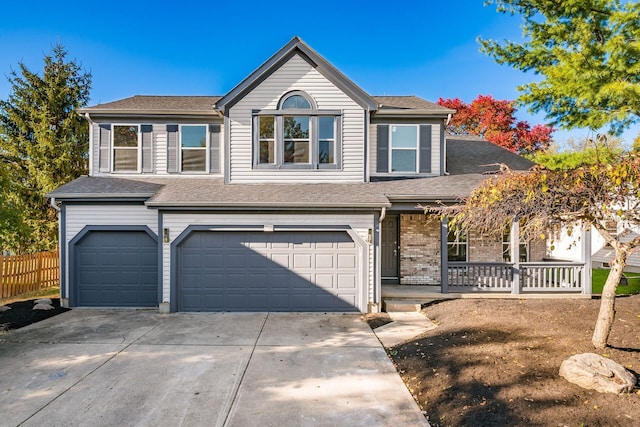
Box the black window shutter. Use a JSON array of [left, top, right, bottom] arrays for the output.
[[419, 124, 432, 173], [141, 125, 153, 173], [167, 124, 179, 173], [98, 124, 111, 172], [209, 124, 221, 173], [376, 125, 389, 173]]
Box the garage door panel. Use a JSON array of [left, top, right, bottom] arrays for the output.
[[315, 254, 335, 269], [293, 254, 312, 269], [75, 230, 157, 307], [337, 274, 356, 289], [338, 254, 357, 269], [178, 231, 361, 312], [315, 274, 334, 288]]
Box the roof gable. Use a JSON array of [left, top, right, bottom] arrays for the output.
[[215, 37, 378, 112]]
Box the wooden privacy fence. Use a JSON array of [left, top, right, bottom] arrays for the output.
[[0, 250, 59, 299]]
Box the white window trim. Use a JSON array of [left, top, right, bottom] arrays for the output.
[[503, 231, 530, 263], [179, 124, 210, 174], [111, 124, 141, 173], [447, 230, 468, 262], [388, 124, 420, 174]]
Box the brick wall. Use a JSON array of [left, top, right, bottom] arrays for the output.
[[528, 238, 547, 262], [468, 231, 503, 262], [399, 214, 441, 285], [398, 215, 549, 285]]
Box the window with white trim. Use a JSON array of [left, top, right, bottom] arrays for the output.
[[254, 91, 340, 169], [447, 229, 468, 262], [180, 125, 208, 172], [503, 228, 529, 262], [390, 125, 418, 172], [112, 125, 139, 172]]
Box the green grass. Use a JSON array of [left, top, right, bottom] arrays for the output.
[[591, 269, 640, 295]]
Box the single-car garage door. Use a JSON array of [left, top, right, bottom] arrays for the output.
[[178, 231, 361, 312], [74, 230, 158, 307]]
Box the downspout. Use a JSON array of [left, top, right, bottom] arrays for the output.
[[50, 196, 63, 305], [372, 205, 387, 313], [49, 196, 60, 212]]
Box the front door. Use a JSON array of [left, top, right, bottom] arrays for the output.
[[381, 215, 399, 284]]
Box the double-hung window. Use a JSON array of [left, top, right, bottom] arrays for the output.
[[254, 91, 340, 169], [503, 228, 529, 262], [390, 125, 418, 173], [112, 125, 140, 172], [180, 125, 208, 172], [376, 124, 432, 174], [283, 115, 310, 164], [447, 229, 468, 262]]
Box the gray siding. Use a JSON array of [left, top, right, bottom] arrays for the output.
[[369, 118, 442, 177], [63, 204, 159, 298], [228, 54, 366, 183], [89, 119, 223, 177]]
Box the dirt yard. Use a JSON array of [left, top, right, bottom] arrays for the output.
[[370, 296, 640, 426], [0, 298, 69, 332]]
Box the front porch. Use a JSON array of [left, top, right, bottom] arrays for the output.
[[379, 213, 592, 310]]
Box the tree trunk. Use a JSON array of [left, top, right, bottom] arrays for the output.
[[591, 249, 627, 349]]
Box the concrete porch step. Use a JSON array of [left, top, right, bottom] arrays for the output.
[[383, 299, 424, 313]]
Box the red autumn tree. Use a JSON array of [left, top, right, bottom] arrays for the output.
[[437, 95, 553, 154]]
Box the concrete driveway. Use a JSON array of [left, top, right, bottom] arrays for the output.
[[0, 310, 428, 426]]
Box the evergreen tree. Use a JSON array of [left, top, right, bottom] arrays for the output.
[[0, 43, 91, 253], [480, 0, 640, 136]]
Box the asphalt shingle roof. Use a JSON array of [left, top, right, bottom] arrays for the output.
[[145, 179, 391, 208], [373, 96, 452, 113], [47, 176, 165, 198], [446, 135, 534, 174], [48, 174, 486, 207], [80, 96, 222, 112], [81, 95, 451, 114]]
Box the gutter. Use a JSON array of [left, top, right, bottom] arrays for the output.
[[77, 109, 224, 119]]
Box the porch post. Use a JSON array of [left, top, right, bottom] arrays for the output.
[[582, 224, 592, 295], [511, 220, 521, 294], [440, 218, 448, 294]]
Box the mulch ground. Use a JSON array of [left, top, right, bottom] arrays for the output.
[[0, 298, 70, 332], [367, 295, 640, 427]]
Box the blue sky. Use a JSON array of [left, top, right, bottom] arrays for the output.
[[2, 0, 637, 148]]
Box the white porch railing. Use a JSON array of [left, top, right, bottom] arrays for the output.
[[447, 261, 585, 293]]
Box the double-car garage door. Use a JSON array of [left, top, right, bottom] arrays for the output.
[[74, 229, 362, 312], [178, 231, 361, 312]]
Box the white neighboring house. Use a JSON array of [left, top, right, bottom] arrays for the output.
[[47, 37, 589, 313], [549, 223, 639, 273]]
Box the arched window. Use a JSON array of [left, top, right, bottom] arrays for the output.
[[279, 91, 315, 109], [254, 91, 341, 169]]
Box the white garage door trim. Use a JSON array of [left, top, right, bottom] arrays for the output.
[[68, 225, 160, 307], [169, 225, 368, 312]]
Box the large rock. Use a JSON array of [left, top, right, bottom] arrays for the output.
[[0, 306, 11, 312], [34, 298, 53, 305], [33, 303, 55, 311], [559, 353, 637, 394]]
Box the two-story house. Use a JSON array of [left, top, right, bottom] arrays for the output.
[[49, 37, 584, 313]]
